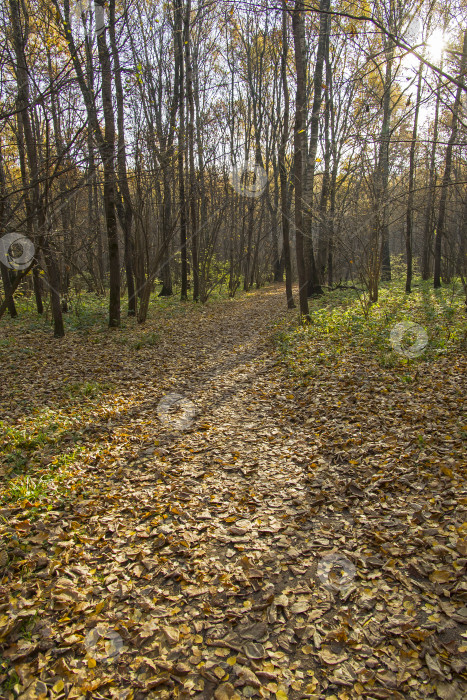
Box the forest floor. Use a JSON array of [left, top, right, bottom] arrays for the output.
[[0, 282, 466, 700]]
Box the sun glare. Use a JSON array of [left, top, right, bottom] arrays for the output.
[[426, 28, 446, 63]]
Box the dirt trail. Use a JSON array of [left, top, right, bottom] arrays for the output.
[[1, 285, 466, 700]]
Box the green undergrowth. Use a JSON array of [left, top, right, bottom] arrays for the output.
[[275, 277, 467, 379], [2, 283, 248, 336], [0, 401, 103, 509]]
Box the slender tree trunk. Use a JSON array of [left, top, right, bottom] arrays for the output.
[[243, 201, 255, 292], [0, 141, 17, 317], [292, 2, 309, 319], [405, 62, 423, 293], [0, 260, 35, 320], [174, 0, 188, 301], [271, 157, 282, 282], [317, 19, 331, 281], [184, 0, 199, 301], [109, 0, 136, 315], [303, 0, 328, 297], [95, 1, 120, 325], [9, 0, 63, 335], [16, 105, 43, 314], [377, 29, 395, 283], [48, 59, 69, 300], [327, 164, 337, 287], [422, 67, 442, 281], [434, 30, 467, 288], [280, 2, 294, 308], [55, 0, 120, 327]]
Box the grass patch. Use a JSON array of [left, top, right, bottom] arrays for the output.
[[1, 283, 247, 336], [63, 380, 113, 399], [276, 277, 467, 378]]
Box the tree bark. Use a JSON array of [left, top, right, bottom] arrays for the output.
[[54, 0, 120, 327], [184, 0, 200, 301], [434, 29, 467, 288], [109, 0, 136, 316], [280, 2, 295, 308], [95, 0, 120, 325], [9, 0, 64, 336], [292, 2, 310, 319], [405, 62, 423, 293], [421, 75, 441, 280], [378, 33, 394, 283], [303, 0, 329, 297], [0, 141, 17, 317]]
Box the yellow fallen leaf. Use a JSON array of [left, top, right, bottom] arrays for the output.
[[95, 600, 105, 614], [429, 570, 452, 583], [227, 656, 237, 665], [215, 647, 229, 657], [53, 680, 64, 693], [276, 689, 288, 700], [87, 657, 97, 668]]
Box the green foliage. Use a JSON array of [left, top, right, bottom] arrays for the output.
[[64, 380, 112, 398], [277, 276, 467, 379], [2, 670, 19, 692], [130, 332, 160, 350]]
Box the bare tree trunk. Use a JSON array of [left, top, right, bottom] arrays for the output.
[[95, 0, 120, 325], [292, 2, 309, 319], [243, 201, 255, 292], [327, 165, 337, 287], [378, 34, 394, 283], [184, 0, 199, 301], [421, 66, 441, 280], [175, 0, 188, 301], [317, 17, 331, 282], [434, 30, 467, 288], [109, 0, 136, 316], [55, 0, 120, 327], [0, 141, 17, 317], [48, 55, 72, 304], [405, 62, 423, 293], [303, 0, 329, 297], [9, 0, 64, 336], [280, 2, 294, 308]]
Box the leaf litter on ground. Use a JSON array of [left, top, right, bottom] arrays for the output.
[[0, 283, 466, 699]]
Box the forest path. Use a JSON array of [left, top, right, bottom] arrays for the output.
[[1, 284, 466, 699]]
